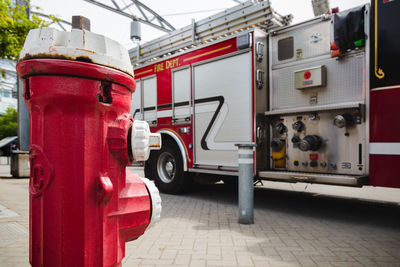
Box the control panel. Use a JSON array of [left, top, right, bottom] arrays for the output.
[[270, 110, 367, 176]]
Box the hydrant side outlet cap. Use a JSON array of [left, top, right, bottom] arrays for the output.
[[130, 120, 162, 162], [19, 27, 133, 77], [140, 177, 162, 228]]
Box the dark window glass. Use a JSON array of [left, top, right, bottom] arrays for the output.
[[278, 37, 294, 61]]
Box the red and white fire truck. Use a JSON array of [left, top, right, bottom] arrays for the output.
[[129, 0, 400, 194]]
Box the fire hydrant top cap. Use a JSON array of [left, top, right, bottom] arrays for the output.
[[19, 27, 134, 77]]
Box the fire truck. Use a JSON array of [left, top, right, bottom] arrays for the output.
[[129, 0, 400, 194]]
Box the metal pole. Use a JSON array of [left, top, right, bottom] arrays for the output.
[[17, 0, 30, 151], [17, 78, 29, 151], [235, 143, 256, 224]]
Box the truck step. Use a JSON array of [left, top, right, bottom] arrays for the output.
[[258, 171, 368, 187]]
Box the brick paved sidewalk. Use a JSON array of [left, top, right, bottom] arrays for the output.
[[122, 184, 400, 267], [1, 165, 399, 267]]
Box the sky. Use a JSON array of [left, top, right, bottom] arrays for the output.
[[30, 0, 370, 50]]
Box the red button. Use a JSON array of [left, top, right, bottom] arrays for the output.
[[304, 71, 311, 79], [309, 154, 318, 160]]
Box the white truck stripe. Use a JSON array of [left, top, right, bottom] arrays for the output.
[[370, 142, 400, 155]]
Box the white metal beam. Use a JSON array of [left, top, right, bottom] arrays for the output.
[[83, 0, 175, 33]]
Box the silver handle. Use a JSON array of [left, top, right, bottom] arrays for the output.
[[256, 126, 264, 145], [256, 69, 264, 90], [256, 42, 264, 62]]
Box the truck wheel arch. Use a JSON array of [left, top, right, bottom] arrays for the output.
[[157, 130, 188, 172]]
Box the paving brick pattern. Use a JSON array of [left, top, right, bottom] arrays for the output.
[[0, 175, 30, 267], [1, 167, 399, 267], [123, 184, 400, 267]]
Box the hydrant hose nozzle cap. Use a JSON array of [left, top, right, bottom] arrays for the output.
[[130, 120, 161, 162]]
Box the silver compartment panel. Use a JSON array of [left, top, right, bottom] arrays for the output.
[[193, 52, 253, 167], [271, 54, 365, 110], [270, 16, 366, 111], [268, 12, 368, 178], [271, 19, 331, 66]]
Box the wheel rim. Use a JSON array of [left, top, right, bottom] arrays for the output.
[[157, 151, 176, 184]]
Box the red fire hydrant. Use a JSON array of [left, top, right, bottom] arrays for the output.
[[16, 17, 161, 267]]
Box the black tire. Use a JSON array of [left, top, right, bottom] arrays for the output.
[[223, 176, 238, 189], [147, 139, 190, 194], [144, 157, 152, 180]]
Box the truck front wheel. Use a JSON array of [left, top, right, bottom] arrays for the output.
[[145, 139, 189, 194]]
